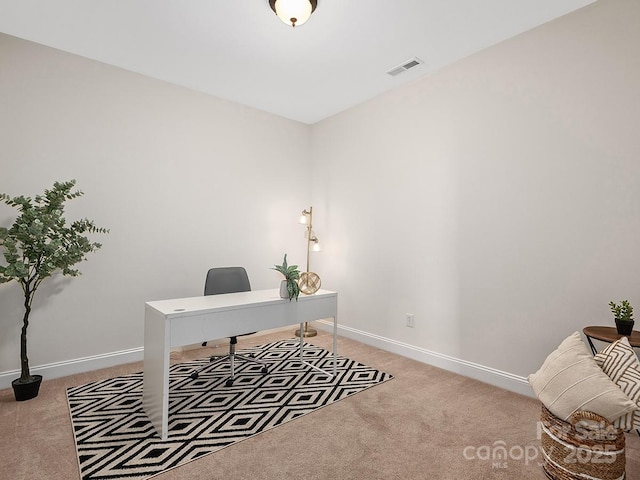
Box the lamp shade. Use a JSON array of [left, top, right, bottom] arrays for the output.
[[269, 0, 317, 27]]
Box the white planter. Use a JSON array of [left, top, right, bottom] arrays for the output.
[[279, 280, 289, 299]]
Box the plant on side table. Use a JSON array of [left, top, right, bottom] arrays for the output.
[[0, 180, 108, 401], [272, 253, 300, 301], [609, 300, 634, 336]]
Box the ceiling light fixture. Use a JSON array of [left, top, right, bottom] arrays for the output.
[[269, 0, 318, 28]]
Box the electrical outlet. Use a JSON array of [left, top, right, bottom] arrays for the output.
[[406, 313, 414, 328]]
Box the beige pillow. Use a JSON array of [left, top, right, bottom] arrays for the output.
[[528, 331, 636, 422], [594, 336, 640, 431]]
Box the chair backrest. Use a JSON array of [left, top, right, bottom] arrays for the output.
[[204, 267, 251, 296]]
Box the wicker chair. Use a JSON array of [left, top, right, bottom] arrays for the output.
[[540, 405, 626, 480]]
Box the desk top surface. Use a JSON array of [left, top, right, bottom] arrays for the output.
[[583, 326, 640, 347], [146, 288, 337, 317]]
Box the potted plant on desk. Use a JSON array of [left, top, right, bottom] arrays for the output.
[[272, 253, 300, 301], [609, 300, 634, 336], [0, 180, 108, 401]]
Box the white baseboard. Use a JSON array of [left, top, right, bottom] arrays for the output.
[[315, 320, 534, 398], [0, 325, 296, 391], [1, 323, 533, 397], [0, 347, 144, 391]]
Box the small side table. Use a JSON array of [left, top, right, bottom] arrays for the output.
[[583, 326, 640, 355]]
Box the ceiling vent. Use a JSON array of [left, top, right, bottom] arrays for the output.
[[386, 57, 424, 77]]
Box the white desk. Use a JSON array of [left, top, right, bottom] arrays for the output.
[[143, 289, 338, 440]]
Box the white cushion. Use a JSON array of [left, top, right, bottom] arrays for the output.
[[528, 332, 636, 422], [594, 336, 640, 431]]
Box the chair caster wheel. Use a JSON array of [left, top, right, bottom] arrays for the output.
[[190, 373, 199, 380], [261, 367, 268, 375], [225, 379, 234, 387]]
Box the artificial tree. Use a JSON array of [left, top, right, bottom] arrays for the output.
[[0, 180, 107, 400]]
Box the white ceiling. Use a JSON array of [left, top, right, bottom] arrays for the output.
[[0, 0, 595, 124]]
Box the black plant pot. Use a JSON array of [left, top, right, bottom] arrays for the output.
[[11, 375, 43, 401], [615, 318, 635, 336]]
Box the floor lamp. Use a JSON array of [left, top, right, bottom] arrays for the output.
[[295, 206, 321, 338]]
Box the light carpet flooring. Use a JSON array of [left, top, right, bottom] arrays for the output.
[[1, 330, 639, 480]]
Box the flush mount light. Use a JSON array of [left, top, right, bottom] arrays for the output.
[[269, 0, 318, 28]]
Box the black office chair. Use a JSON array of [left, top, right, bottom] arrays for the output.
[[189, 267, 268, 387]]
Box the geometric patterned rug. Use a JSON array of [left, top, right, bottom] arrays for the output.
[[66, 339, 393, 480]]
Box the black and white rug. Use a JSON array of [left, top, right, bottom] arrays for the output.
[[67, 339, 393, 480]]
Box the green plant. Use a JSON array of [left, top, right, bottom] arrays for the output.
[[272, 253, 300, 301], [0, 180, 108, 385], [609, 300, 634, 322]]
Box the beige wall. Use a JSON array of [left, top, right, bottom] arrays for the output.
[[0, 33, 311, 384], [310, 0, 640, 381], [1, 0, 639, 392]]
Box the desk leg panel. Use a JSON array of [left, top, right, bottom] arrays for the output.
[[143, 305, 170, 441], [299, 323, 304, 362], [333, 315, 338, 376]]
